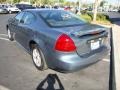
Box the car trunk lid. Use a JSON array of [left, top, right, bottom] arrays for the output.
[[68, 24, 108, 57], [52, 24, 109, 56]]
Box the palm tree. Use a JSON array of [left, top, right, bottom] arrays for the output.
[[0, 0, 6, 3], [93, 0, 102, 22]]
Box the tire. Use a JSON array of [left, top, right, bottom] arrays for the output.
[[7, 28, 14, 41], [31, 44, 48, 71], [9, 10, 12, 14]]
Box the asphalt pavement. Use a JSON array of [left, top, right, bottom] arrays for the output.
[[107, 12, 120, 25], [0, 14, 110, 90]]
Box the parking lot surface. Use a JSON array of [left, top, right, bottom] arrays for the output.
[[0, 14, 110, 90]]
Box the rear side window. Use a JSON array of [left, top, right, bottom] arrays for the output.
[[22, 12, 36, 25], [15, 12, 24, 22]]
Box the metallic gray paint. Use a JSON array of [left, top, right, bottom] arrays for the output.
[[7, 9, 110, 72]]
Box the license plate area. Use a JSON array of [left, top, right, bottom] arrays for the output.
[[90, 40, 100, 50]]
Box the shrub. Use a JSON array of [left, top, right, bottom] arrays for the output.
[[81, 10, 87, 14], [80, 12, 110, 24], [80, 13, 92, 22]]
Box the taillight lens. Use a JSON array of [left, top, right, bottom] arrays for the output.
[[55, 34, 76, 52]]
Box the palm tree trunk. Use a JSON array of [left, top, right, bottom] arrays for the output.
[[93, 0, 102, 22]]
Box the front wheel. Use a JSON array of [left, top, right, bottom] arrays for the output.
[[31, 45, 47, 70], [7, 28, 14, 41], [9, 10, 12, 14]]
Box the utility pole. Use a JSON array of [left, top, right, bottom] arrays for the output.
[[78, 0, 81, 13], [29, 0, 31, 4], [118, 0, 120, 9], [93, 0, 98, 22]]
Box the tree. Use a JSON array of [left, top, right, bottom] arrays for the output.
[[76, 1, 79, 7], [6, 0, 13, 4], [93, 0, 102, 21], [64, 1, 71, 6], [59, 0, 64, 3], [41, 0, 49, 5], [39, 0, 56, 5], [0, 0, 6, 3], [100, 0, 107, 7], [13, 0, 20, 3]]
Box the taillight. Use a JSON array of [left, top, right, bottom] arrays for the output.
[[55, 34, 76, 52]]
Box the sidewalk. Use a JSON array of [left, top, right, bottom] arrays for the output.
[[98, 23, 120, 90], [112, 24, 120, 90]]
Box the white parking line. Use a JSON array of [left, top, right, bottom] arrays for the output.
[[0, 33, 9, 41], [0, 85, 10, 90], [102, 59, 110, 62], [0, 37, 9, 41], [0, 34, 8, 36]]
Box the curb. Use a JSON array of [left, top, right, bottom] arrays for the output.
[[109, 28, 116, 90], [110, 25, 120, 90]]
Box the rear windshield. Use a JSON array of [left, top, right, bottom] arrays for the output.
[[39, 10, 87, 27]]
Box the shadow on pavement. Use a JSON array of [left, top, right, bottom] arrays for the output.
[[36, 74, 64, 90]]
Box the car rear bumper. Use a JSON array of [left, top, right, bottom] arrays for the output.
[[50, 45, 110, 73], [10, 10, 20, 13]]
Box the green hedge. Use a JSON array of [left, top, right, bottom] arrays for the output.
[[80, 13, 110, 24]]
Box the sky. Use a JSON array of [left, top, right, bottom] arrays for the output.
[[66, 0, 119, 5]]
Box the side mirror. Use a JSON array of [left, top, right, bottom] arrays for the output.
[[20, 19, 24, 24]]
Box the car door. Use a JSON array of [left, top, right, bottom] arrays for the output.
[[17, 11, 36, 50], [11, 12, 25, 43]]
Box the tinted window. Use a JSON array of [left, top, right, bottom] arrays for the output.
[[16, 4, 35, 9], [39, 10, 87, 27], [22, 12, 35, 24], [15, 12, 24, 22]]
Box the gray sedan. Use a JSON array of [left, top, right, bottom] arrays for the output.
[[0, 7, 8, 14], [6, 9, 110, 72]]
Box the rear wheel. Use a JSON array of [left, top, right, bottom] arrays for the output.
[[7, 28, 14, 41], [31, 44, 47, 70]]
